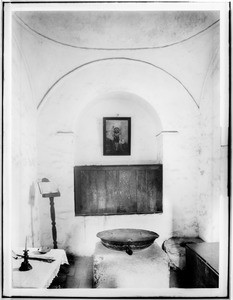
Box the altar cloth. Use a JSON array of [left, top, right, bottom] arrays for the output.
[[93, 242, 169, 288], [12, 248, 68, 288]]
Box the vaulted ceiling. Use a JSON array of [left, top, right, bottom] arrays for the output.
[[12, 10, 220, 108], [16, 11, 219, 49]]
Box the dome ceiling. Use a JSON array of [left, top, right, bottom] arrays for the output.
[[15, 11, 219, 49]]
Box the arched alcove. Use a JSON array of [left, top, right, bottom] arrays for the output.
[[37, 58, 199, 255], [74, 91, 163, 165]]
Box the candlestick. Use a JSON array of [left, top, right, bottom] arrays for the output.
[[25, 236, 27, 251], [19, 250, 32, 271]]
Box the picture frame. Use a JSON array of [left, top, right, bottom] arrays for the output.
[[103, 117, 131, 155]]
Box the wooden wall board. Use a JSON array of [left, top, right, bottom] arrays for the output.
[[74, 165, 162, 216]]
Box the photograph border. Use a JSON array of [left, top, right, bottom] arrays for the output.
[[1, 1, 231, 299]]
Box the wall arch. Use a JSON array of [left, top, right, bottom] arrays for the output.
[[37, 57, 199, 110], [38, 58, 199, 133], [37, 57, 200, 254]]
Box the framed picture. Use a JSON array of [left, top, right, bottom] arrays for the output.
[[103, 117, 131, 155]]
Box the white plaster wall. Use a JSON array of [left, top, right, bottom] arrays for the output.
[[74, 92, 163, 165], [11, 37, 41, 248], [10, 10, 225, 256], [37, 59, 200, 255], [197, 50, 222, 242]]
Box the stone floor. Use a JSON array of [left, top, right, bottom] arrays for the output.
[[66, 256, 94, 288], [49, 255, 186, 289], [170, 268, 189, 288]]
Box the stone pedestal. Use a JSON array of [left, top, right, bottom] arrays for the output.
[[93, 242, 169, 288]]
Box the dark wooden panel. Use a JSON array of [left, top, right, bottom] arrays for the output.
[[129, 170, 137, 212], [74, 164, 162, 216], [88, 170, 98, 214], [117, 170, 127, 213], [136, 170, 148, 213], [147, 170, 157, 213], [118, 170, 134, 213], [155, 167, 163, 211], [80, 171, 90, 214], [74, 167, 82, 214], [96, 171, 106, 214], [105, 170, 118, 214]]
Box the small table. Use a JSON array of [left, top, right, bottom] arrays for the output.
[[185, 242, 219, 288], [12, 248, 68, 288]]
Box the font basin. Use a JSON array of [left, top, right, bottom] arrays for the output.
[[97, 228, 159, 255]]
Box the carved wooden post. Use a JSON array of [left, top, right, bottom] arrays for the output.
[[49, 197, 58, 249], [38, 178, 60, 249]]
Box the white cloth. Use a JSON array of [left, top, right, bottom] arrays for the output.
[[12, 248, 68, 288], [93, 242, 169, 288]]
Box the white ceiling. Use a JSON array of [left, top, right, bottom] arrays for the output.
[[16, 11, 219, 49]]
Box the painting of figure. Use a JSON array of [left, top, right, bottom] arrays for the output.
[[103, 117, 131, 155]]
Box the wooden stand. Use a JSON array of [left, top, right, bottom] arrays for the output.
[[49, 197, 57, 249], [38, 178, 60, 249]]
